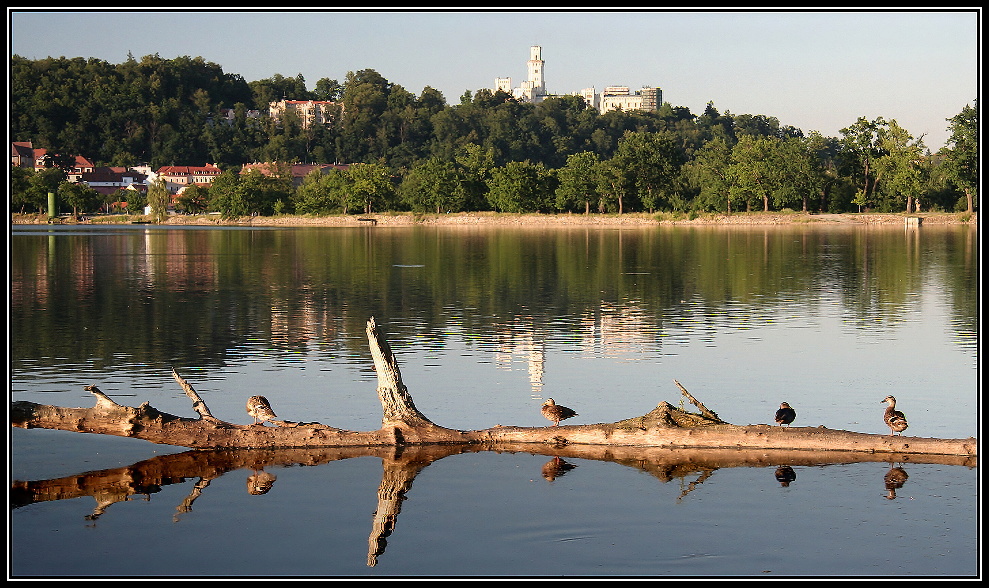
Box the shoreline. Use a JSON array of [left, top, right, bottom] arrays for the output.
[[11, 210, 978, 227]]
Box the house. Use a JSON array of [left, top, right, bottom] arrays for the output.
[[10, 141, 95, 178], [11, 141, 35, 168], [240, 162, 351, 188], [79, 167, 149, 195], [156, 164, 223, 194]]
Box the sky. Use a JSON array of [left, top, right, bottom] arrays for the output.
[[8, 9, 980, 151]]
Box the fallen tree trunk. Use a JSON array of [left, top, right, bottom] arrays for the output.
[[10, 317, 977, 458]]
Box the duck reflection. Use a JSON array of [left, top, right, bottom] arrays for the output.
[[774, 465, 797, 487], [541, 456, 578, 481], [247, 469, 277, 495], [883, 463, 909, 500]]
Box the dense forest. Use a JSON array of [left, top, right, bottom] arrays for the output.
[[9, 53, 978, 217]]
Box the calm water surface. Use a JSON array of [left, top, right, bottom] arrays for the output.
[[9, 224, 979, 578]]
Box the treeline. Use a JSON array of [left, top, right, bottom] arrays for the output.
[[9, 53, 978, 216]]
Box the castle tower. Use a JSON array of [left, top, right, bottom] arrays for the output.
[[526, 45, 545, 97]]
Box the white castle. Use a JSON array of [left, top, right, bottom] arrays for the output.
[[495, 45, 662, 113]]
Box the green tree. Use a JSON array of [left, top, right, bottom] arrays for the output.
[[235, 167, 293, 216], [766, 136, 824, 212], [25, 167, 67, 214], [58, 181, 101, 216], [207, 168, 243, 217], [293, 168, 353, 215], [486, 160, 554, 213], [314, 77, 342, 101], [804, 131, 846, 212], [454, 143, 496, 211], [554, 151, 600, 214], [146, 176, 170, 221], [873, 119, 925, 213], [727, 135, 775, 212], [594, 157, 631, 213], [339, 69, 391, 162], [174, 183, 209, 214], [683, 138, 733, 212], [839, 116, 887, 210], [348, 162, 395, 214], [399, 157, 462, 213], [10, 166, 35, 213], [611, 130, 685, 212], [942, 102, 977, 212]]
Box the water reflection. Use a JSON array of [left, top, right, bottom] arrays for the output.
[[774, 465, 797, 487], [10, 444, 972, 569], [10, 224, 979, 575], [884, 463, 910, 500], [10, 225, 978, 377], [541, 456, 579, 482]]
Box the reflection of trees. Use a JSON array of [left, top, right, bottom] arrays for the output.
[[10, 445, 968, 567], [10, 225, 978, 372]]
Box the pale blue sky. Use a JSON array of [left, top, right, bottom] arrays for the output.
[[8, 9, 980, 150]]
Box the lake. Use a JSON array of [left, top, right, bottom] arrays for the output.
[[8, 223, 979, 578]]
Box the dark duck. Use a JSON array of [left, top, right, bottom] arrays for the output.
[[775, 402, 796, 427]]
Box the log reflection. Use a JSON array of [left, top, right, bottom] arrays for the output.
[[11, 444, 973, 565]]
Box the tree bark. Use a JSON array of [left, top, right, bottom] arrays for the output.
[[10, 317, 977, 458]]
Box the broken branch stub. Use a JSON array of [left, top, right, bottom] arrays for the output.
[[366, 317, 437, 429]]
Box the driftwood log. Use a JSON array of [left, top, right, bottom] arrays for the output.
[[10, 317, 978, 458]]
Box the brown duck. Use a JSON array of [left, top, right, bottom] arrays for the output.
[[881, 395, 908, 436], [247, 395, 278, 425], [541, 398, 578, 427], [775, 402, 796, 427]]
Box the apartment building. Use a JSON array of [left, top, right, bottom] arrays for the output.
[[156, 164, 223, 194], [268, 99, 340, 128]]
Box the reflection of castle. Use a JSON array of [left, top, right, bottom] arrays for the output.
[[582, 302, 658, 359], [493, 321, 545, 397], [495, 45, 662, 113], [490, 304, 659, 398]]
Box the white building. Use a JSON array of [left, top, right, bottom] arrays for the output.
[[495, 46, 662, 113], [268, 100, 340, 128], [495, 45, 549, 104], [595, 86, 663, 114]]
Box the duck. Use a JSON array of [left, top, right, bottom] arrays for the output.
[[775, 402, 796, 427], [247, 395, 278, 425], [541, 398, 578, 427], [881, 395, 908, 436]]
